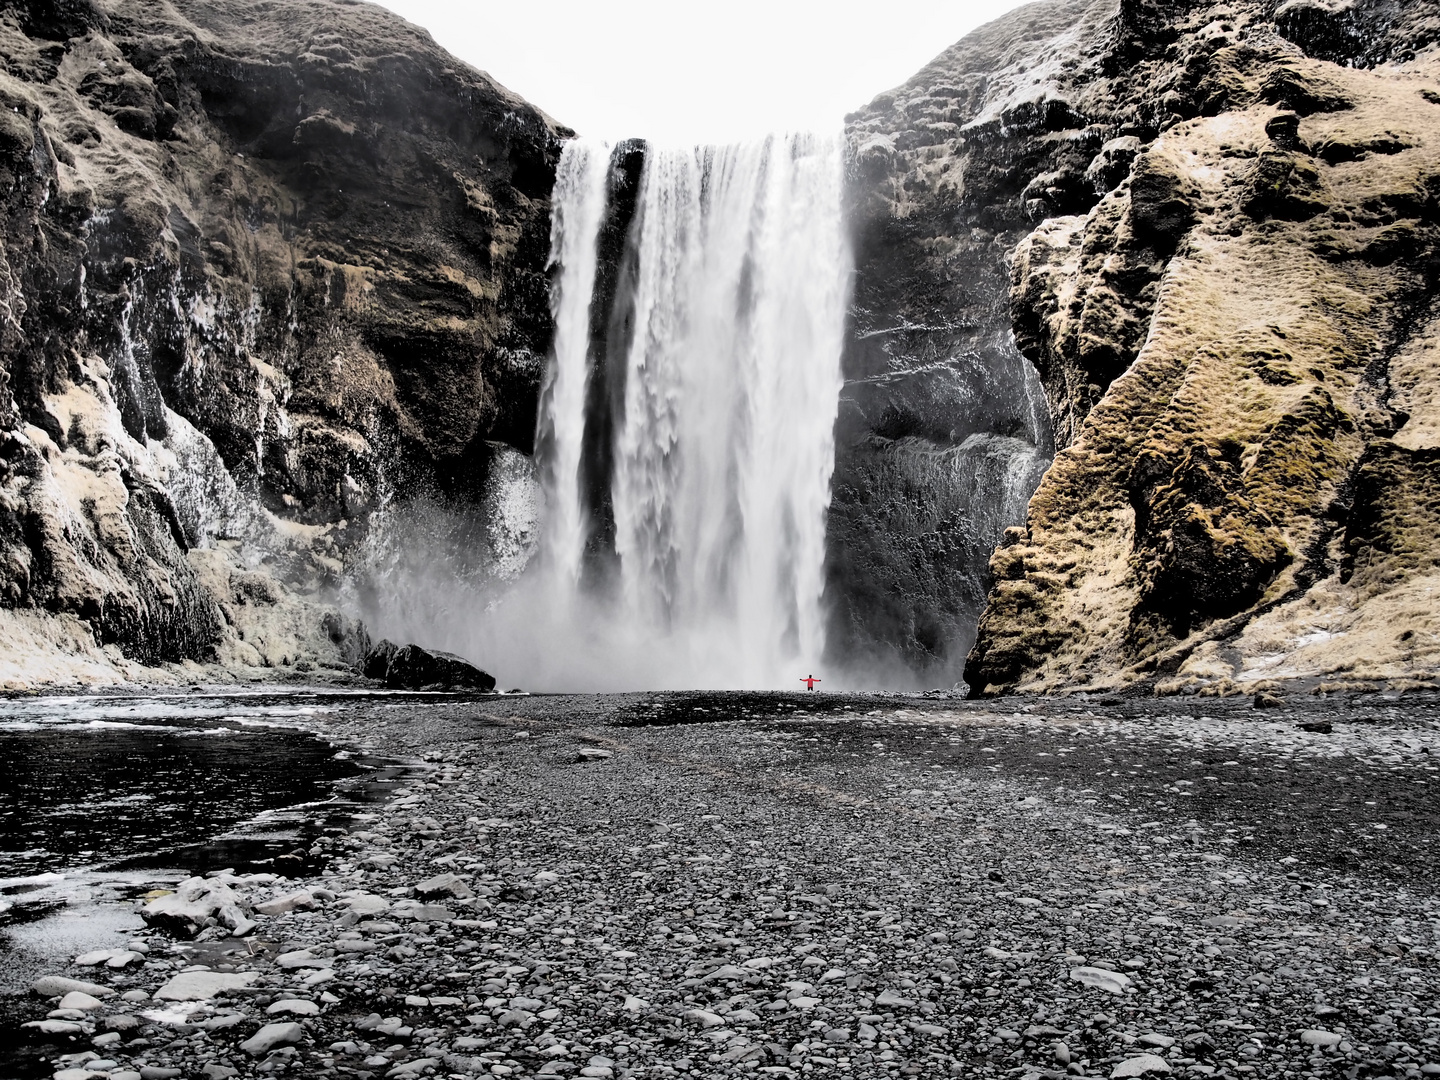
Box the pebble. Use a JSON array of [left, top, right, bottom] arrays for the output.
[[239, 1020, 304, 1055], [151, 970, 258, 1000], [1111, 1054, 1172, 1077], [9, 694, 1438, 1080]]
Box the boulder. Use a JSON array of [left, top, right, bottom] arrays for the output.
[[240, 1021, 304, 1055], [382, 643, 496, 691], [32, 976, 115, 999], [57, 991, 105, 1011], [153, 971, 259, 1001], [362, 639, 399, 681], [142, 876, 255, 939], [254, 889, 317, 916]]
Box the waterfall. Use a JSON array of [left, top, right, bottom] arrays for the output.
[[519, 133, 851, 690], [536, 142, 611, 597]]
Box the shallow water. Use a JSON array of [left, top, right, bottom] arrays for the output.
[[0, 690, 411, 1003], [0, 691, 363, 879]]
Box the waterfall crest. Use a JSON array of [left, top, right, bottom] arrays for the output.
[[517, 133, 851, 689]]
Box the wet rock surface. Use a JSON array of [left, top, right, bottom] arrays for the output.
[[365, 642, 497, 693], [0, 0, 562, 686], [919, 0, 1440, 694], [6, 690, 1436, 1080]]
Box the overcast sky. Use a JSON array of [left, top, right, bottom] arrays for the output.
[[373, 0, 1030, 145]]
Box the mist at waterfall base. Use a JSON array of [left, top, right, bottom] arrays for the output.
[[363, 134, 853, 692]]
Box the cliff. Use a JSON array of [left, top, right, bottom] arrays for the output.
[[0, 0, 561, 687], [863, 0, 1440, 694], [830, 7, 1078, 685]]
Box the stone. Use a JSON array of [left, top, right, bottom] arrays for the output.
[[239, 1021, 305, 1055], [22, 1019, 84, 1034], [143, 877, 254, 939], [874, 989, 917, 1007], [684, 1008, 726, 1028], [1069, 967, 1134, 994], [32, 977, 115, 999], [383, 644, 496, 691], [1300, 1029, 1343, 1049], [414, 872, 474, 900], [152, 971, 259, 1001], [346, 894, 391, 915], [276, 950, 328, 969], [334, 939, 378, 952], [1139, 1033, 1176, 1049], [57, 992, 104, 1011], [139, 1070, 182, 1080], [74, 949, 139, 967], [266, 999, 320, 1016], [254, 890, 317, 916], [1111, 1055, 1172, 1077]]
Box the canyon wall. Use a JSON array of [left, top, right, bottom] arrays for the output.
[[0, 0, 561, 686], [923, 0, 1440, 694]]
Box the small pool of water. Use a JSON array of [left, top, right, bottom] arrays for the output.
[[0, 690, 411, 1000]]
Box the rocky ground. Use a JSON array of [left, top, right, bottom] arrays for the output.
[[5, 689, 1439, 1080]]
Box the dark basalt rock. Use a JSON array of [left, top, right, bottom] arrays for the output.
[[362, 639, 400, 682], [380, 644, 496, 692], [0, 0, 562, 677]]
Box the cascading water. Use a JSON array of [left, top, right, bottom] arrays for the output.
[[536, 142, 611, 599], [492, 133, 851, 690]]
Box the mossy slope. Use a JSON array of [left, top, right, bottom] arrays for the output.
[[963, 0, 1440, 693]]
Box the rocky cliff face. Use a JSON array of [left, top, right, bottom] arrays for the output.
[[0, 0, 561, 687], [924, 0, 1440, 694], [831, 7, 1088, 685]]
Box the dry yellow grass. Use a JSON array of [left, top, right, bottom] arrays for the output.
[[971, 44, 1440, 694]]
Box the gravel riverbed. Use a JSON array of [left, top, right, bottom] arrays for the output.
[[6, 690, 1439, 1080]]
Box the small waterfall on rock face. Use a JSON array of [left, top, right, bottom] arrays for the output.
[[511, 134, 851, 689]]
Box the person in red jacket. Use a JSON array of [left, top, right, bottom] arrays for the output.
[[800, 675, 821, 691]]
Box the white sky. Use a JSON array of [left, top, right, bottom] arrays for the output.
[[373, 0, 1031, 145]]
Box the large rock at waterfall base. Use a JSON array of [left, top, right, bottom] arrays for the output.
[[379, 643, 496, 692]]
